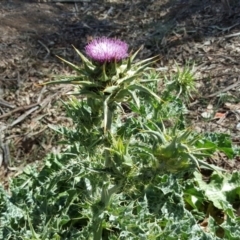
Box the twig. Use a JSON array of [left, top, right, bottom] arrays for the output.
[[51, 0, 91, 2], [211, 22, 240, 32], [224, 32, 240, 38], [0, 146, 3, 167], [37, 85, 46, 103], [38, 40, 50, 59], [10, 106, 39, 127], [0, 123, 10, 167], [38, 93, 58, 108], [0, 99, 15, 109], [202, 79, 240, 98], [0, 103, 39, 120], [2, 143, 10, 167], [0, 86, 72, 121], [31, 93, 58, 119]]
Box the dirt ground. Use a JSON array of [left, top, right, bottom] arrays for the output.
[[0, 0, 240, 183]]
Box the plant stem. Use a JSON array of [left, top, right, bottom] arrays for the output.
[[93, 184, 121, 240], [93, 102, 116, 240]]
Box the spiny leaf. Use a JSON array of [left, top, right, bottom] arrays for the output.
[[134, 55, 159, 67], [103, 95, 111, 133], [103, 85, 120, 94], [127, 90, 140, 109], [56, 55, 83, 73], [128, 84, 163, 103], [129, 45, 144, 64], [72, 45, 94, 67]]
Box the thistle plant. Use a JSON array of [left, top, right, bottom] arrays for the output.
[[141, 122, 224, 173], [41, 38, 225, 239], [164, 62, 196, 101], [44, 37, 161, 239], [1, 37, 236, 240]]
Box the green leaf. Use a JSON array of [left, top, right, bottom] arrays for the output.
[[127, 90, 140, 109], [134, 55, 158, 67], [116, 74, 137, 85], [128, 84, 162, 103], [103, 95, 111, 132], [129, 45, 144, 64], [221, 215, 240, 239], [200, 133, 234, 158], [56, 55, 84, 73], [194, 171, 236, 217], [103, 85, 120, 94], [42, 77, 99, 87], [72, 45, 94, 67]]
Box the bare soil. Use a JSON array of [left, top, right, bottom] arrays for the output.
[[0, 0, 240, 184]]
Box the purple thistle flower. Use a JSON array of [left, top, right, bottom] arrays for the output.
[[85, 37, 128, 63]]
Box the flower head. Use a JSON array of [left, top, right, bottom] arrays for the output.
[[85, 37, 128, 63]]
